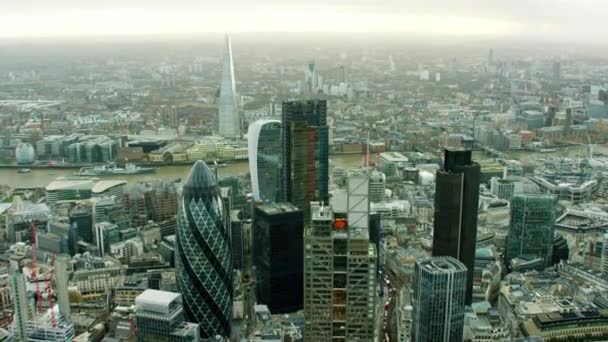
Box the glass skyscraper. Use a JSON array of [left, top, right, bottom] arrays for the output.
[[282, 99, 329, 222], [175, 161, 232, 338], [413, 256, 467, 342], [248, 119, 283, 202], [506, 194, 556, 271], [253, 202, 303, 313], [432, 148, 480, 305]]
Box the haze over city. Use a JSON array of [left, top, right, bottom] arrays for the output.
[[1, 1, 608, 342]]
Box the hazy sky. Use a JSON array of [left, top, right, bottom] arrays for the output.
[[1, 0, 606, 41]]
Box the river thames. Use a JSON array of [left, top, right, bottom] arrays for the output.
[[2, 143, 607, 188], [0, 154, 366, 188]]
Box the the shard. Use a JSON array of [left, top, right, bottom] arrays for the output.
[[218, 35, 240, 137], [176, 160, 233, 338]]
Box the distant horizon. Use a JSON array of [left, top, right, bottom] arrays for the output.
[[2, 1, 608, 44]]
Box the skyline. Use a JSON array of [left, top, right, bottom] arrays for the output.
[[1, 0, 607, 43]]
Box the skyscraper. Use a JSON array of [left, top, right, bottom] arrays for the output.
[[176, 161, 232, 338], [432, 148, 480, 305], [505, 194, 556, 271], [253, 202, 303, 313], [248, 119, 283, 202], [552, 60, 561, 82], [218, 35, 240, 137], [10, 272, 29, 342], [413, 256, 467, 342], [282, 100, 329, 222], [303, 171, 377, 342]]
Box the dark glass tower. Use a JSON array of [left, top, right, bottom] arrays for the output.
[[175, 161, 232, 338], [432, 148, 480, 305], [505, 194, 556, 271], [413, 256, 467, 342], [253, 202, 304, 313], [281, 100, 329, 221]]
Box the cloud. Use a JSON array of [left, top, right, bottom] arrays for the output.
[[0, 0, 606, 40]]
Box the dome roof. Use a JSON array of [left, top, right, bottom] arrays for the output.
[[183, 160, 218, 199]]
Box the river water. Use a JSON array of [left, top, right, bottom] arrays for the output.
[[2, 143, 607, 188], [0, 154, 366, 188]]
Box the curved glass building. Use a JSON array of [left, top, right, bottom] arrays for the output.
[[176, 161, 232, 338], [248, 119, 283, 202]]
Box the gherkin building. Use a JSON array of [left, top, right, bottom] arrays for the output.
[[176, 161, 233, 338]]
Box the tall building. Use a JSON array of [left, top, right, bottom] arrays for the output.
[[55, 257, 71, 323], [552, 60, 561, 82], [505, 194, 556, 271], [413, 256, 467, 342], [69, 203, 94, 244], [303, 171, 377, 342], [10, 272, 29, 342], [248, 119, 283, 202], [602, 232, 608, 274], [94, 222, 120, 257], [432, 148, 480, 304], [218, 35, 240, 137], [282, 100, 329, 222], [135, 290, 200, 342], [175, 161, 232, 338], [253, 202, 303, 313], [369, 170, 386, 202]]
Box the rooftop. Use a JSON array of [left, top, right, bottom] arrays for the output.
[[46, 178, 96, 192], [380, 151, 409, 163], [135, 289, 181, 314], [92, 180, 127, 194], [256, 202, 300, 215]]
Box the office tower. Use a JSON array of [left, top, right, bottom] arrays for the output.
[[253, 203, 303, 313], [10, 272, 29, 341], [432, 148, 480, 305], [70, 203, 94, 243], [369, 170, 386, 202], [230, 213, 244, 270], [55, 256, 71, 322], [304, 171, 377, 342], [124, 185, 150, 227], [304, 62, 319, 95], [603, 232, 608, 274], [505, 194, 556, 271], [248, 119, 283, 202], [488, 48, 494, 65], [175, 161, 232, 338], [218, 35, 240, 137], [282, 100, 329, 222], [413, 256, 467, 342], [552, 60, 561, 82], [150, 182, 178, 222], [94, 222, 120, 257], [135, 290, 200, 342]]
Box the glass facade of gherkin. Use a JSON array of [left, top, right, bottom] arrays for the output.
[[176, 160, 233, 338]]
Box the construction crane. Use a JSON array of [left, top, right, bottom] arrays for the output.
[[45, 252, 57, 328], [30, 222, 44, 315]]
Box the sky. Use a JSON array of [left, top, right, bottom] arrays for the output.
[[0, 0, 606, 42]]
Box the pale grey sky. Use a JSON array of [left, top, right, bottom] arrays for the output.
[[1, 0, 605, 41]]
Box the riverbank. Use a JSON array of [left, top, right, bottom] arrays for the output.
[[0, 154, 366, 188], [0, 151, 366, 170]]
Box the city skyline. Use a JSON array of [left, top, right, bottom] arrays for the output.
[[2, 7, 608, 341]]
